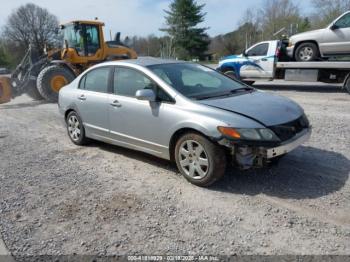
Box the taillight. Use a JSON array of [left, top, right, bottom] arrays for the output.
[[275, 47, 281, 58]]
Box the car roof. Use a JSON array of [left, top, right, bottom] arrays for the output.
[[114, 57, 185, 67]]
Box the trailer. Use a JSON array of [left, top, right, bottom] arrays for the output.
[[217, 40, 350, 94]]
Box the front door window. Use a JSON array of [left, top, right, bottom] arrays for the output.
[[335, 13, 350, 29]]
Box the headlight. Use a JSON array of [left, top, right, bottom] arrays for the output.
[[218, 127, 280, 142], [288, 40, 294, 47]]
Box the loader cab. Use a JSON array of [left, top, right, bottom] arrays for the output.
[[60, 21, 105, 63]]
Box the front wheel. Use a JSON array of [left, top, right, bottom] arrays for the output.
[[243, 81, 255, 86], [175, 133, 226, 187], [223, 69, 239, 81], [295, 42, 319, 62]]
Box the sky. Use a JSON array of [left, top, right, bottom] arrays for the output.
[[0, 0, 314, 38]]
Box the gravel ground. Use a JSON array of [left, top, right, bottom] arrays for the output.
[[0, 81, 350, 260]]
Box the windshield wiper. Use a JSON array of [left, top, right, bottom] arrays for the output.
[[193, 91, 233, 100], [193, 87, 255, 100], [230, 86, 255, 92]]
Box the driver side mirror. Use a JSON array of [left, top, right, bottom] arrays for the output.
[[135, 89, 156, 102], [243, 50, 248, 56], [330, 24, 339, 30]]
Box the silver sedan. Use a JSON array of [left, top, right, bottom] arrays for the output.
[[59, 57, 311, 187]]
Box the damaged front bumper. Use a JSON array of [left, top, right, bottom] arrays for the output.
[[262, 128, 311, 159], [219, 127, 312, 169]]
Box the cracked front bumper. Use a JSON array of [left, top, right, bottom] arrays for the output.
[[262, 128, 312, 159]]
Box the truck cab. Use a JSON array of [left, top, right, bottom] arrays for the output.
[[218, 40, 283, 81]]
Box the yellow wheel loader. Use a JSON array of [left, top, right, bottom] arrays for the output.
[[0, 20, 137, 104]]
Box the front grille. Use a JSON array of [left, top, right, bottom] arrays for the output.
[[269, 114, 309, 142]]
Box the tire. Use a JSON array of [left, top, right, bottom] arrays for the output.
[[345, 75, 350, 94], [174, 132, 226, 187], [295, 42, 319, 62], [66, 111, 89, 145], [26, 80, 43, 101], [37, 65, 75, 102], [243, 81, 255, 86], [222, 69, 239, 81]]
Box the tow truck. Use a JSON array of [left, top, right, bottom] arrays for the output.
[[217, 40, 350, 94]]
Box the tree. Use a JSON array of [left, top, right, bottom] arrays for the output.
[[259, 0, 304, 39], [0, 38, 15, 68], [2, 3, 59, 57], [0, 43, 11, 67], [311, 0, 350, 28], [161, 0, 210, 60]]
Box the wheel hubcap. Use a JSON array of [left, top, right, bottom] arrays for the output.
[[68, 115, 81, 141], [179, 140, 209, 180], [50, 75, 68, 93], [299, 47, 313, 61]]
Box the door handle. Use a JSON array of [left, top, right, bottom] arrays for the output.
[[78, 94, 86, 101], [110, 100, 122, 107], [261, 58, 268, 61]]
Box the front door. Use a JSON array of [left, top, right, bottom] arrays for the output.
[[321, 13, 350, 55], [240, 42, 275, 79], [108, 66, 175, 157]]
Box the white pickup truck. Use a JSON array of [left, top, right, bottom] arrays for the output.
[[217, 40, 350, 94]]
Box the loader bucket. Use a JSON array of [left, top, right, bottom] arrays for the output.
[[0, 77, 12, 104]]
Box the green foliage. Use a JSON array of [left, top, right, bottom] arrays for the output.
[[299, 17, 312, 33], [161, 0, 210, 60], [0, 42, 13, 68], [210, 22, 262, 58]]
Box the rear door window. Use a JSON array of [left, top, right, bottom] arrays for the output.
[[83, 67, 111, 93]]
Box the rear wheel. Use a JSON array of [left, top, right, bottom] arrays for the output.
[[66, 111, 89, 145], [37, 65, 75, 102], [175, 133, 226, 187], [295, 42, 319, 62], [345, 75, 350, 94], [26, 80, 43, 100]]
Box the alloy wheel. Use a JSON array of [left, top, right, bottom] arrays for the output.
[[68, 115, 81, 141], [299, 46, 314, 61], [178, 140, 209, 179]]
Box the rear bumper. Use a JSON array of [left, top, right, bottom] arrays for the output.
[[262, 128, 311, 159]]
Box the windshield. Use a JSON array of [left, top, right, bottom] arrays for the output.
[[63, 23, 100, 57], [147, 63, 250, 100]]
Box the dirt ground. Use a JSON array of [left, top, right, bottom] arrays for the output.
[[0, 80, 350, 260]]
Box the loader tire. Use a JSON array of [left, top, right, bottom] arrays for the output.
[[26, 80, 43, 101], [37, 65, 75, 102]]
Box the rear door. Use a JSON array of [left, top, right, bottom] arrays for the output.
[[321, 12, 350, 55], [75, 66, 112, 138], [240, 41, 277, 79]]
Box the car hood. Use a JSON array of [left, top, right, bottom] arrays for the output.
[[198, 91, 303, 126], [290, 29, 324, 41]]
